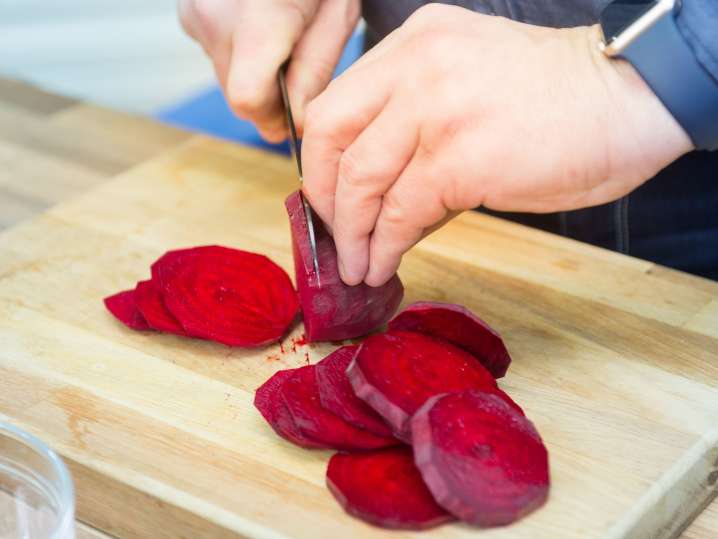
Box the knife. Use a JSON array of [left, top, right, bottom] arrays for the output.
[[279, 63, 321, 286]]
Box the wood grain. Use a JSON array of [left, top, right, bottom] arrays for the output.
[[0, 78, 716, 538]]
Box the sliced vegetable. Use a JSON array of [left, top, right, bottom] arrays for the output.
[[326, 447, 453, 530], [254, 369, 326, 449], [347, 330, 497, 441], [134, 279, 187, 335], [315, 346, 395, 438], [389, 301, 511, 378], [104, 289, 151, 331], [152, 245, 298, 347], [281, 365, 397, 451], [285, 191, 403, 342], [411, 390, 550, 526]]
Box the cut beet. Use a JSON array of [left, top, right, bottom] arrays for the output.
[[254, 369, 326, 449], [104, 289, 152, 331], [326, 447, 453, 530], [285, 191, 404, 342], [389, 302, 512, 378], [152, 245, 299, 347], [315, 346, 395, 438], [281, 365, 397, 451], [134, 279, 187, 335], [411, 390, 550, 527], [347, 330, 498, 441]]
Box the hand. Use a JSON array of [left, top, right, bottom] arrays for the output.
[[178, 0, 360, 141], [301, 4, 692, 287]]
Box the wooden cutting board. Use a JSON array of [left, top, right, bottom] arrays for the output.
[[1, 127, 717, 538]]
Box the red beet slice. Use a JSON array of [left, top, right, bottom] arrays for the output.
[[285, 191, 404, 342], [315, 346, 395, 438], [411, 390, 550, 526], [347, 330, 498, 441], [389, 302, 512, 378], [152, 246, 299, 347], [134, 279, 187, 335], [104, 289, 152, 331], [254, 369, 326, 449], [326, 447, 453, 530], [281, 365, 397, 451]]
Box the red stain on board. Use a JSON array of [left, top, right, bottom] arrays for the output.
[[265, 333, 311, 362]]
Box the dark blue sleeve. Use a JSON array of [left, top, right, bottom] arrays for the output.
[[677, 0, 718, 84]]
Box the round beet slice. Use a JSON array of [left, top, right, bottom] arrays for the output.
[[411, 390, 550, 527], [281, 365, 397, 451], [285, 191, 403, 342], [326, 447, 454, 530], [104, 289, 152, 331], [134, 279, 187, 335], [315, 346, 395, 438], [389, 302, 512, 378], [347, 330, 498, 441], [254, 369, 326, 449], [152, 246, 299, 347]]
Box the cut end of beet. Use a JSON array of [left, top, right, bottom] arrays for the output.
[[281, 365, 398, 451], [348, 330, 497, 441], [152, 245, 299, 347], [254, 369, 326, 449], [285, 191, 404, 342], [134, 279, 187, 335], [104, 289, 152, 331], [389, 301, 512, 378], [411, 390, 550, 527], [326, 447, 454, 530], [315, 346, 395, 438]]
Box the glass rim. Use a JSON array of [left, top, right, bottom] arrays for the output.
[[0, 421, 75, 538]]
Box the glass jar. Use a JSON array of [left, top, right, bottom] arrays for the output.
[[0, 422, 75, 539]]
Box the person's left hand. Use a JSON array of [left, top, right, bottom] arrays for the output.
[[301, 4, 691, 287]]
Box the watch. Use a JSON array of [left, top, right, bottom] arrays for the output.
[[599, 0, 718, 151]]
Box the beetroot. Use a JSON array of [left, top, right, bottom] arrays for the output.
[[281, 365, 397, 451], [134, 279, 187, 335], [152, 246, 298, 347], [254, 369, 326, 449], [347, 330, 498, 441], [389, 302, 512, 378], [326, 447, 453, 530], [285, 191, 404, 342], [411, 390, 550, 526], [315, 346, 395, 438], [104, 289, 151, 331]]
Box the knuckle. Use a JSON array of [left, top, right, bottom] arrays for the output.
[[406, 3, 447, 27], [226, 84, 265, 116], [338, 149, 369, 189], [380, 194, 407, 226]]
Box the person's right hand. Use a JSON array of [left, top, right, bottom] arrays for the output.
[[178, 0, 360, 142]]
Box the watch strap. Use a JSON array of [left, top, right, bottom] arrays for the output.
[[620, 13, 718, 151]]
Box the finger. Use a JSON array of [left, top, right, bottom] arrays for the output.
[[178, 0, 204, 42], [301, 63, 394, 228], [332, 97, 419, 285], [288, 0, 360, 133], [226, 3, 317, 135], [364, 154, 448, 287]]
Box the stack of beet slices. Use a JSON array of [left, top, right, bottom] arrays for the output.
[[104, 246, 299, 347], [255, 302, 550, 530]]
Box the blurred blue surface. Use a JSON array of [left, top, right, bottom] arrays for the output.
[[156, 30, 364, 154]]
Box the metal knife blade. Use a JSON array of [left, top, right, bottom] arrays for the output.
[[279, 63, 321, 286]]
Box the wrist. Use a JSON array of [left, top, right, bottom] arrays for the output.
[[584, 24, 692, 182]]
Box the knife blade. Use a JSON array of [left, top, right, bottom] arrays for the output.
[[279, 63, 321, 286]]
